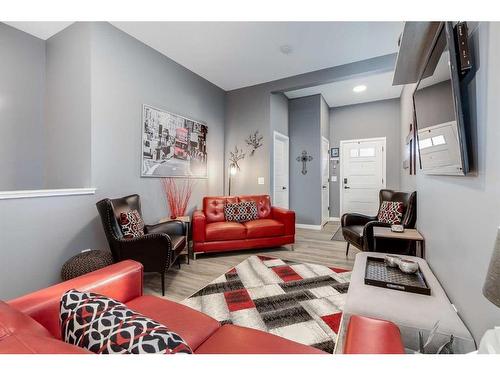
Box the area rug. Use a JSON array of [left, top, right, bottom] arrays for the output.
[[182, 255, 351, 353], [331, 226, 346, 241]]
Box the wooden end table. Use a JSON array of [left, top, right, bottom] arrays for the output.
[[158, 215, 192, 264], [373, 227, 425, 258]]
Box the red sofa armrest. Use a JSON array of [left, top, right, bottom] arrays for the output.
[[192, 210, 207, 243], [343, 315, 405, 354], [7, 260, 143, 339], [271, 206, 295, 236]]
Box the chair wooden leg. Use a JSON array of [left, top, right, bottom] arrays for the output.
[[161, 272, 165, 296], [346, 242, 350, 257]]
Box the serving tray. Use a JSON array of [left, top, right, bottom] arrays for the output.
[[364, 256, 431, 295]]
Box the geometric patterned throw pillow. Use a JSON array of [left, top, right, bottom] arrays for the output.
[[224, 201, 259, 223], [119, 209, 145, 238], [377, 201, 404, 225], [60, 290, 192, 354]]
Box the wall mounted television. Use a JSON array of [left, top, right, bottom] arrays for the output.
[[413, 22, 472, 176]]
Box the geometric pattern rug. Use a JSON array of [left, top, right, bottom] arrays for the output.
[[182, 255, 351, 353]]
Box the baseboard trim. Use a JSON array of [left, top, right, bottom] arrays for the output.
[[296, 223, 322, 230]]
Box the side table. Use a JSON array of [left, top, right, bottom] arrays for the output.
[[158, 215, 192, 263], [373, 227, 425, 258]]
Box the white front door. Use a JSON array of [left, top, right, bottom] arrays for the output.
[[340, 137, 386, 216], [321, 137, 330, 225], [273, 132, 289, 209]]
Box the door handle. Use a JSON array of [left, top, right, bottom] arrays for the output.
[[282, 186, 287, 190], [322, 185, 327, 189], [344, 186, 350, 189]]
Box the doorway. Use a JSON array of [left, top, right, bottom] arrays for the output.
[[273, 131, 289, 209], [340, 137, 386, 216]]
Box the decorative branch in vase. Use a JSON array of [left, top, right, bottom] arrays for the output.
[[161, 178, 194, 219]]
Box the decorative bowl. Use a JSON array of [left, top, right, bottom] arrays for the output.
[[384, 255, 401, 268], [398, 259, 419, 274]]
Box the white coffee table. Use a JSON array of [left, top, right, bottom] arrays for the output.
[[336, 252, 476, 354]]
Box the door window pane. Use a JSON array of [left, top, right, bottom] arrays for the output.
[[359, 147, 375, 157]]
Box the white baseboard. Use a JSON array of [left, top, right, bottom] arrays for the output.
[[329, 217, 340, 222], [296, 223, 322, 230]]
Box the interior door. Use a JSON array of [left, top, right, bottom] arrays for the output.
[[321, 137, 330, 225], [273, 132, 289, 208], [341, 138, 386, 216]]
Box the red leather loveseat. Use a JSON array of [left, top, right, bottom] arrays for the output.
[[1, 260, 322, 354], [192, 195, 295, 257]]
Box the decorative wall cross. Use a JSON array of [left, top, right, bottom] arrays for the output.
[[296, 151, 313, 175]]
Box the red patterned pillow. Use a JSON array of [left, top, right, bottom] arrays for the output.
[[60, 290, 192, 354], [119, 209, 145, 238], [378, 201, 404, 225], [224, 201, 258, 222]]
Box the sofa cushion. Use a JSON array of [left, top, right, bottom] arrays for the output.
[[126, 295, 220, 351], [119, 209, 145, 238], [0, 333, 91, 354], [0, 301, 52, 339], [205, 222, 246, 241], [377, 201, 404, 225], [343, 315, 405, 354], [244, 219, 285, 239], [60, 290, 192, 354], [224, 201, 258, 223], [203, 196, 239, 223], [194, 324, 324, 354], [238, 195, 271, 219]]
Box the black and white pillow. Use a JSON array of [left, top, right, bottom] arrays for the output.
[[60, 289, 192, 354], [119, 209, 145, 238], [224, 201, 259, 223], [378, 201, 404, 225]]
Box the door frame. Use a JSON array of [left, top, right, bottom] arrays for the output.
[[321, 136, 330, 226], [272, 131, 290, 208], [339, 136, 386, 216]]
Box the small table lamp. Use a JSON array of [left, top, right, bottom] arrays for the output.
[[479, 227, 500, 353]]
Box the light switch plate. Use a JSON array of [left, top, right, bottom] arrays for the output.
[[332, 176, 338, 182], [257, 177, 265, 185]]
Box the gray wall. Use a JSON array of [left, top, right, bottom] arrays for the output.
[[289, 95, 322, 225], [399, 22, 500, 342], [270, 93, 289, 136], [224, 53, 398, 199], [0, 23, 46, 191], [320, 95, 330, 140], [0, 22, 226, 300], [329, 98, 401, 217], [44, 22, 92, 189]]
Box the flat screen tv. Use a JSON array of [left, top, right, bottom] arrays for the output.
[[413, 22, 471, 176]]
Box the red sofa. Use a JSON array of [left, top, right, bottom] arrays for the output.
[[0, 260, 404, 354], [192, 195, 295, 257], [0, 260, 322, 354]]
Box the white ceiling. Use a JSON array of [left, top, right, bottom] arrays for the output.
[[3, 21, 74, 40], [111, 22, 404, 91], [3, 21, 404, 91], [285, 70, 402, 108]]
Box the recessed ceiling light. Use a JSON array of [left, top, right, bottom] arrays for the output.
[[353, 85, 367, 93], [280, 45, 293, 55]]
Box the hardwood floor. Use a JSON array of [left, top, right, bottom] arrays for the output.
[[143, 220, 359, 301]]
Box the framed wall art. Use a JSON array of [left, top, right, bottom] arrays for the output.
[[141, 104, 208, 178]]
